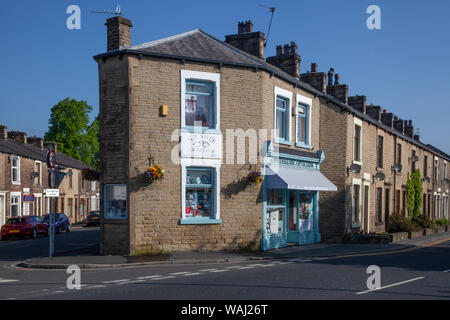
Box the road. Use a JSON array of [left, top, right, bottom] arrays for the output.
[[0, 227, 449, 301]]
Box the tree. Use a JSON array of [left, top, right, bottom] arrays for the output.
[[406, 173, 415, 217], [412, 169, 423, 217], [45, 98, 99, 169]]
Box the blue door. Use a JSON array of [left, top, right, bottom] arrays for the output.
[[287, 190, 299, 243]]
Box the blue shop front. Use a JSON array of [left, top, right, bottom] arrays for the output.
[[261, 145, 337, 251]]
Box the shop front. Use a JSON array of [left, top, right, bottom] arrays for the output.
[[261, 146, 337, 250]]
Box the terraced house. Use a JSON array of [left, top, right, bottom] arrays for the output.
[[0, 126, 100, 227], [95, 17, 449, 254]]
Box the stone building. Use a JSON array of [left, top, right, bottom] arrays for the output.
[[95, 17, 449, 254], [0, 125, 99, 227]]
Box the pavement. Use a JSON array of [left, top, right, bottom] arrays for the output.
[[17, 231, 450, 269]]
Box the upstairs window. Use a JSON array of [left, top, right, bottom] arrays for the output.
[[11, 156, 20, 185], [276, 96, 289, 142], [34, 161, 42, 186], [295, 94, 312, 149], [185, 81, 214, 129], [354, 124, 362, 163], [434, 159, 439, 182], [424, 155, 428, 177], [377, 136, 384, 168], [181, 70, 220, 132], [411, 150, 417, 172], [396, 143, 402, 165]]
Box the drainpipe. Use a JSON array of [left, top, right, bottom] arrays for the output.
[[393, 136, 397, 216]]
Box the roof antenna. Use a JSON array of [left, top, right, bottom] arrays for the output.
[[91, 4, 122, 16], [259, 5, 275, 47]]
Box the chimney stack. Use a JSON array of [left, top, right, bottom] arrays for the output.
[[300, 63, 327, 93], [348, 95, 367, 114], [28, 136, 44, 149], [225, 21, 265, 59], [105, 16, 133, 51], [266, 41, 301, 78], [326, 70, 348, 104], [0, 125, 7, 140], [44, 141, 57, 153], [394, 118, 406, 134], [8, 131, 27, 144], [366, 105, 382, 121], [405, 120, 414, 138], [381, 111, 394, 128]]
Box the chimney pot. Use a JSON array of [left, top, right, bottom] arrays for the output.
[[0, 125, 7, 140], [276, 45, 282, 56], [328, 68, 334, 86], [311, 63, 318, 73], [334, 74, 340, 85]]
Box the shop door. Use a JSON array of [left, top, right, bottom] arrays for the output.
[[287, 191, 298, 243], [298, 192, 314, 244]]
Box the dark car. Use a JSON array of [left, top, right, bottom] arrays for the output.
[[86, 211, 100, 227], [1, 216, 49, 240], [43, 213, 71, 234]]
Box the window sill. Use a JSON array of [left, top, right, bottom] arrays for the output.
[[180, 218, 222, 225], [12, 182, 21, 186], [295, 142, 313, 150], [181, 127, 221, 135], [275, 139, 292, 146], [353, 161, 363, 166]]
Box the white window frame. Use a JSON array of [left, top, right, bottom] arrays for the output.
[[11, 155, 21, 185], [34, 161, 42, 186], [91, 180, 96, 192], [295, 94, 312, 149], [10, 192, 21, 217], [353, 118, 363, 165], [352, 178, 362, 227], [34, 193, 43, 216], [180, 158, 221, 224], [434, 158, 439, 182], [363, 176, 371, 232], [181, 70, 220, 132], [274, 86, 292, 145]]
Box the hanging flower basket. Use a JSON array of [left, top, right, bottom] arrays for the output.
[[247, 170, 263, 185], [81, 168, 100, 181], [144, 165, 166, 184]]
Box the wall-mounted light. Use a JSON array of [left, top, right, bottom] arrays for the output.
[[160, 105, 168, 117], [423, 176, 431, 183]]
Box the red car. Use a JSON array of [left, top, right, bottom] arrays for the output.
[[1, 216, 49, 240]]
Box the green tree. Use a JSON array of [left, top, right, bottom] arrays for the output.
[[406, 173, 415, 217], [45, 98, 99, 168], [412, 169, 423, 217]]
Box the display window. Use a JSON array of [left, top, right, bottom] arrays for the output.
[[185, 168, 214, 218], [185, 81, 214, 129], [104, 185, 127, 219]]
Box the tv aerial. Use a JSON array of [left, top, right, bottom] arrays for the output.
[[259, 4, 275, 47], [91, 4, 122, 16]]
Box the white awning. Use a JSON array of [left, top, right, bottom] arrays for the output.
[[265, 166, 337, 191]]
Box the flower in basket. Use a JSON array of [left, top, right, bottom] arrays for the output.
[[247, 170, 263, 185], [144, 165, 166, 183]]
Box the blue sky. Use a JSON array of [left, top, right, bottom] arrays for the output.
[[1, 0, 449, 152]]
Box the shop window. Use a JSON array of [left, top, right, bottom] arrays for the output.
[[266, 189, 285, 234], [181, 70, 220, 132], [11, 156, 20, 185], [104, 185, 127, 219], [185, 168, 214, 219]]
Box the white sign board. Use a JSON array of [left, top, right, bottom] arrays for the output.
[[45, 189, 60, 197], [180, 132, 222, 159]]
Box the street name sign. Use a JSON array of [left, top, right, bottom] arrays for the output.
[[45, 189, 60, 197]]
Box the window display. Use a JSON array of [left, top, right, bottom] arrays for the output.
[[185, 81, 214, 129], [104, 185, 127, 219], [185, 168, 214, 218], [299, 193, 313, 232]]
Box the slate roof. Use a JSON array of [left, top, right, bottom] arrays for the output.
[[0, 139, 89, 170], [94, 28, 450, 161]]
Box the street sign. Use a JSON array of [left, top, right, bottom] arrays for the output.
[[45, 189, 60, 197]]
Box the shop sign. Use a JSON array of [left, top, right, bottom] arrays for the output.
[[23, 195, 35, 202], [181, 132, 222, 159], [274, 158, 315, 169]]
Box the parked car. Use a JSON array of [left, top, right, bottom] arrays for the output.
[[1, 216, 49, 240], [86, 211, 100, 227], [43, 213, 71, 234]]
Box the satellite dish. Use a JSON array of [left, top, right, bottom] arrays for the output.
[[423, 176, 431, 183], [375, 172, 385, 181], [412, 155, 419, 162], [392, 163, 402, 172], [444, 178, 449, 185], [349, 163, 361, 174]]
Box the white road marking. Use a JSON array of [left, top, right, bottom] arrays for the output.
[[443, 269, 450, 273], [102, 279, 130, 284], [151, 276, 176, 280], [137, 275, 163, 279], [248, 264, 265, 267], [183, 273, 202, 276], [226, 266, 242, 269], [260, 264, 277, 267], [199, 269, 218, 272], [237, 266, 255, 270], [277, 261, 293, 265], [169, 272, 191, 275], [356, 277, 425, 295], [116, 280, 145, 285], [0, 278, 19, 283], [210, 269, 229, 273], [53, 291, 64, 294]]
